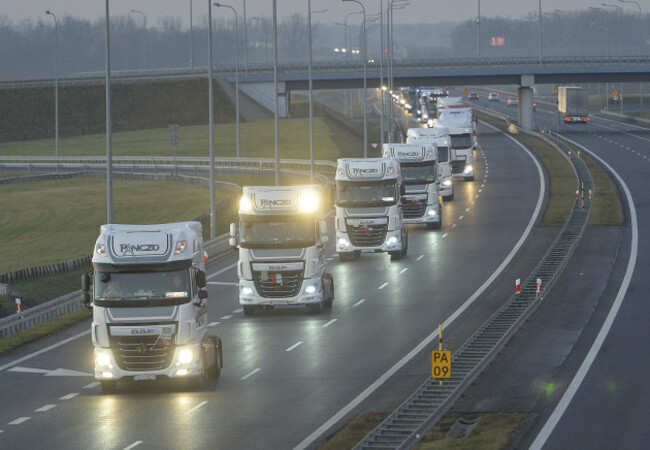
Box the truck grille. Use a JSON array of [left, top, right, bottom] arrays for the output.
[[252, 270, 303, 298], [451, 160, 465, 173], [110, 334, 175, 372], [347, 223, 388, 247], [403, 195, 427, 219]]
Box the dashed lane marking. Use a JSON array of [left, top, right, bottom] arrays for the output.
[[220, 315, 233, 320], [207, 281, 239, 286], [35, 405, 57, 412], [60, 393, 78, 400], [399, 268, 408, 274], [286, 342, 303, 352], [353, 299, 366, 307], [323, 319, 337, 328], [241, 368, 261, 380], [186, 401, 208, 414], [9, 417, 30, 425], [84, 382, 100, 389], [123, 441, 143, 450], [442, 233, 448, 238], [417, 255, 424, 261], [378, 283, 388, 290], [233, 308, 243, 313], [208, 322, 221, 327]]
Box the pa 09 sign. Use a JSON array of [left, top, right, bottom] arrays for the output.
[[431, 350, 451, 379]]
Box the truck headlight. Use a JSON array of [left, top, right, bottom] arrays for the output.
[[442, 178, 452, 187], [463, 165, 474, 174], [305, 284, 317, 294], [427, 209, 437, 217], [338, 238, 350, 248], [386, 236, 398, 246], [241, 286, 253, 296], [177, 348, 194, 365], [95, 350, 113, 369]]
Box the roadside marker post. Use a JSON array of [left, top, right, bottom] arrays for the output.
[[536, 279, 542, 299], [515, 278, 521, 294], [15, 298, 21, 313]]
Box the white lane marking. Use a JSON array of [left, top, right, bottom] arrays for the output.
[[399, 268, 408, 274], [323, 319, 338, 328], [295, 120, 546, 450], [123, 441, 143, 450], [241, 368, 261, 380], [286, 342, 303, 352], [35, 405, 57, 412], [0, 329, 91, 372], [8, 366, 91, 377], [206, 262, 237, 280], [84, 382, 100, 389], [186, 401, 208, 414], [60, 393, 78, 400], [465, 208, 470, 212], [220, 315, 233, 320], [417, 255, 424, 261], [459, 215, 464, 220], [326, 257, 335, 261], [531, 136, 638, 450], [208, 322, 221, 327], [378, 283, 388, 290], [353, 299, 366, 307], [452, 224, 457, 228], [233, 308, 243, 313], [442, 233, 448, 238], [9, 417, 30, 425], [207, 281, 239, 286], [0, 430, 3, 434]]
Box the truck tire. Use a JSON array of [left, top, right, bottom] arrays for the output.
[[324, 273, 334, 307], [185, 352, 208, 390], [100, 380, 117, 393], [308, 301, 323, 314], [243, 305, 256, 316], [464, 176, 474, 182], [208, 337, 222, 379], [443, 192, 454, 201]]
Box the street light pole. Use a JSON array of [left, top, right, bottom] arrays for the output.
[[214, 3, 240, 158], [104, 0, 113, 224], [344, 0, 368, 157], [273, 0, 280, 186], [538, 0, 543, 63], [130, 9, 147, 69], [45, 10, 59, 159], [619, 0, 643, 109], [240, 0, 248, 76], [307, 4, 328, 181], [602, 3, 623, 113], [477, 0, 481, 58], [189, 0, 194, 69], [208, 0, 217, 238], [379, 0, 385, 146]]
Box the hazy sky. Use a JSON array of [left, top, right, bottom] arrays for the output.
[[2, 0, 624, 28]]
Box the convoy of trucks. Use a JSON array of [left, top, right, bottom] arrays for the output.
[[335, 157, 408, 261], [81, 222, 223, 392], [229, 185, 334, 315], [382, 143, 443, 230], [558, 86, 590, 123]]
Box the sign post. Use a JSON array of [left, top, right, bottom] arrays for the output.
[[432, 324, 451, 384]]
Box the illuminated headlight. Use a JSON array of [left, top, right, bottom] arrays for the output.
[[95, 351, 113, 369], [177, 348, 194, 365], [463, 165, 474, 174], [338, 238, 350, 248], [174, 240, 187, 254], [422, 114, 429, 120], [241, 286, 254, 296], [427, 209, 437, 217], [95, 244, 107, 257], [442, 178, 453, 187], [305, 284, 317, 294], [386, 236, 398, 246], [176, 369, 190, 376], [239, 196, 253, 213]]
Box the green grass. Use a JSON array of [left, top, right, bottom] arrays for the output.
[[319, 413, 389, 449]]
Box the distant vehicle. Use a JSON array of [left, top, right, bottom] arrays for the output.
[[488, 93, 499, 101], [507, 97, 518, 106], [558, 86, 589, 123], [468, 93, 479, 101], [533, 102, 537, 111]]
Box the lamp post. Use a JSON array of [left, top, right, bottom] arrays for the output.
[[476, 0, 481, 58], [208, 0, 216, 238], [214, 3, 240, 158], [273, 0, 280, 186], [129, 9, 147, 69], [104, 0, 113, 224], [619, 0, 643, 109], [189, 0, 194, 68], [45, 10, 59, 158], [538, 0, 543, 63], [240, 0, 248, 75], [343, 0, 367, 157], [379, 0, 385, 146], [308, 4, 328, 181], [602, 3, 623, 113]]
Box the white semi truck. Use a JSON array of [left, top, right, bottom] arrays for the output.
[[81, 222, 222, 392], [406, 126, 455, 200], [433, 104, 476, 181], [335, 158, 408, 261], [229, 185, 334, 316], [382, 143, 442, 230]]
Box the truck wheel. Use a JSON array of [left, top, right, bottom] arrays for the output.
[[324, 273, 334, 307], [186, 353, 208, 390], [243, 305, 256, 316], [100, 380, 117, 393], [208, 337, 222, 379], [308, 301, 323, 314], [402, 232, 409, 257], [338, 252, 352, 262]]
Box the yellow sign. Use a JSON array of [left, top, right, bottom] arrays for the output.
[[553, 86, 558, 94], [613, 89, 619, 96], [464, 88, 469, 94], [431, 350, 451, 379]]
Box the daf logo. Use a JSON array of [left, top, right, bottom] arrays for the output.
[[268, 265, 288, 270], [352, 167, 379, 175], [260, 199, 292, 207], [120, 244, 160, 254], [131, 328, 155, 335]]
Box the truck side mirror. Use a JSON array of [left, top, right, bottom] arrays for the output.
[[196, 270, 206, 288], [198, 290, 208, 301], [321, 235, 329, 245], [81, 272, 91, 292], [229, 237, 237, 247], [399, 185, 406, 197], [229, 223, 237, 238], [320, 220, 328, 236]]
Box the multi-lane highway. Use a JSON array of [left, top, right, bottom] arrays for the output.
[[0, 113, 549, 449]]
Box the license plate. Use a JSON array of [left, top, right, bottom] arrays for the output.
[[134, 374, 156, 381]]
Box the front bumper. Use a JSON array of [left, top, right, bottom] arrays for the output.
[[238, 277, 323, 307], [336, 229, 403, 254], [94, 343, 203, 381]]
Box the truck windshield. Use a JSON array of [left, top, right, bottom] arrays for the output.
[[239, 219, 316, 249], [94, 269, 190, 307], [336, 180, 397, 207], [451, 133, 473, 149], [437, 146, 449, 162], [401, 163, 436, 184]]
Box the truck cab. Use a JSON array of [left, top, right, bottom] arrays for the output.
[[229, 185, 334, 316], [81, 222, 222, 392], [406, 127, 455, 201], [383, 143, 442, 230], [335, 158, 407, 261], [432, 104, 476, 181]]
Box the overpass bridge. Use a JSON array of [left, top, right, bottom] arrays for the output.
[[3, 55, 650, 130]]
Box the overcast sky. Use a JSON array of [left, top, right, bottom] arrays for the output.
[[2, 0, 626, 28]]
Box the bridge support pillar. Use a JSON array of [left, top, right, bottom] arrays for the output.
[[518, 86, 534, 130]]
